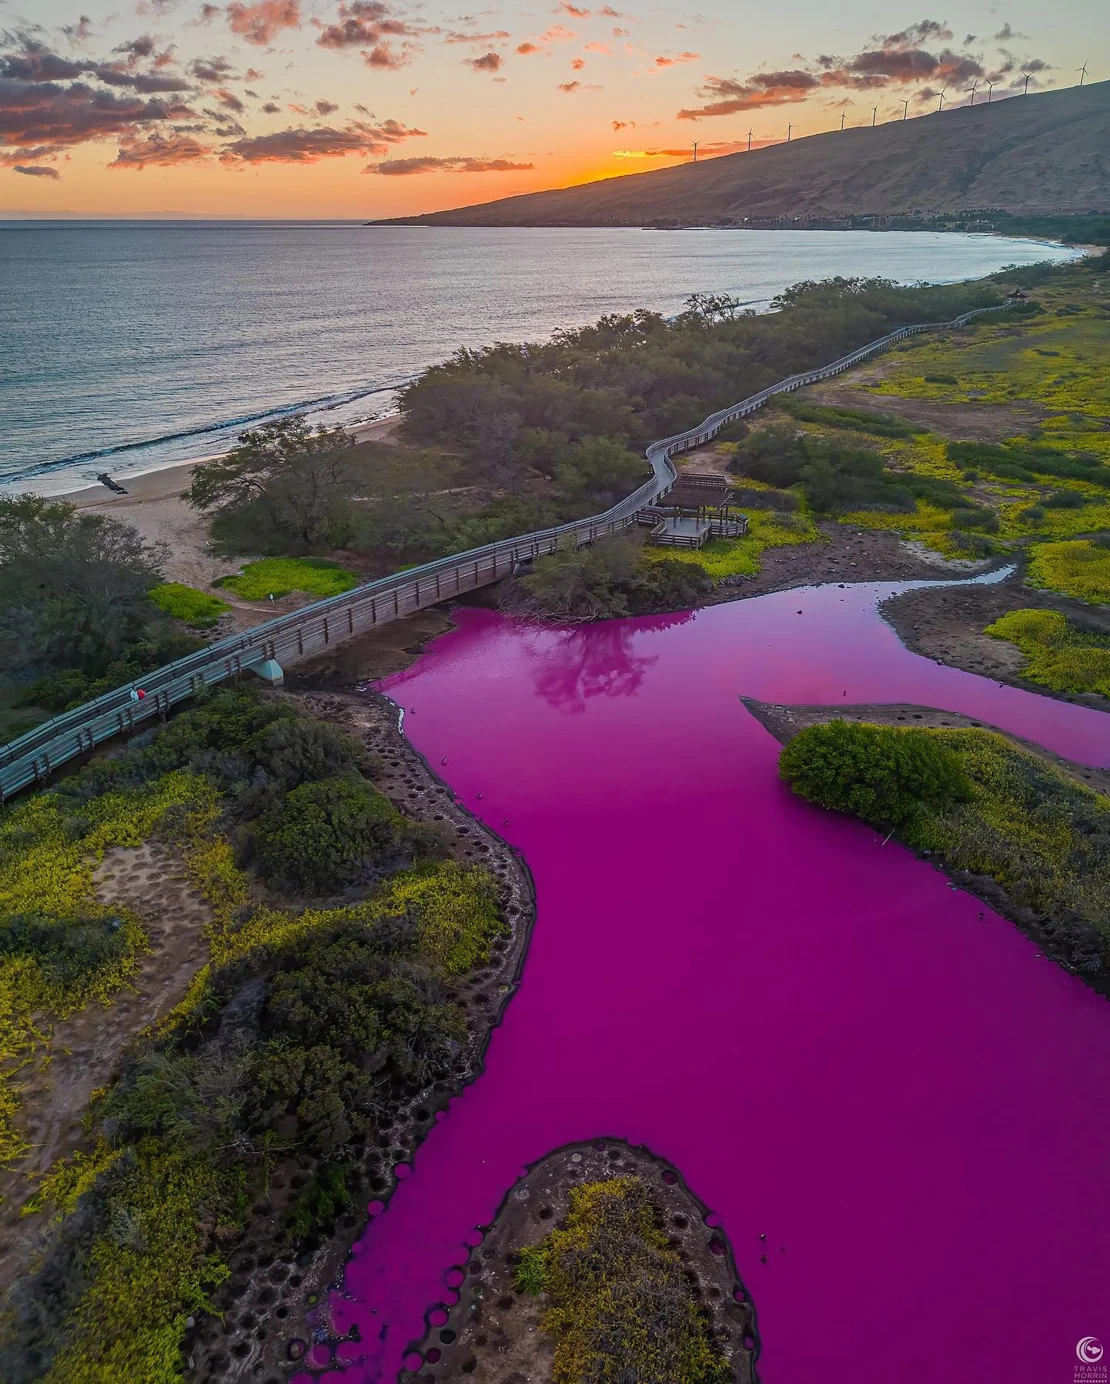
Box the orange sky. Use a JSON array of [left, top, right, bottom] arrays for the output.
[[2, 2, 1098, 216]]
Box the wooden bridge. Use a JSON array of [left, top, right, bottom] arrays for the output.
[[0, 303, 1010, 802]]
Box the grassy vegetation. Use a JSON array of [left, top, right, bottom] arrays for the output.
[[215, 555, 359, 600], [513, 1176, 730, 1384], [0, 686, 507, 1383], [985, 609, 1110, 697], [147, 583, 229, 628], [779, 721, 1110, 975], [654, 509, 820, 579], [724, 252, 1110, 570], [1027, 539, 1110, 604]]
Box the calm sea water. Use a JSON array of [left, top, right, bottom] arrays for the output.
[[0, 222, 1077, 495]]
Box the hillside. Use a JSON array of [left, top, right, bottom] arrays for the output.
[[379, 81, 1110, 227]]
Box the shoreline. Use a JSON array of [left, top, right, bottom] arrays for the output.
[[7, 230, 1085, 505], [53, 412, 403, 508], [744, 697, 1110, 999]]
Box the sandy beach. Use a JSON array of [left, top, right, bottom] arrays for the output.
[[55, 414, 404, 592]]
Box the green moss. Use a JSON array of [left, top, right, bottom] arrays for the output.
[[215, 556, 358, 601], [984, 608, 1110, 697], [523, 1176, 730, 1384], [147, 583, 229, 628], [1027, 540, 1110, 603]]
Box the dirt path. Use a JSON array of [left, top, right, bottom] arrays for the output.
[[0, 843, 212, 1297]]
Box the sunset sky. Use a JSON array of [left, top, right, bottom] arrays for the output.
[[2, 0, 1102, 217]]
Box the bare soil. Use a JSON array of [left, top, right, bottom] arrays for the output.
[[404, 1140, 757, 1384], [708, 521, 992, 603], [0, 843, 213, 1297], [880, 579, 1110, 708]]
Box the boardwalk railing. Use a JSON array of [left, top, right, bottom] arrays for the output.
[[0, 303, 1010, 801]]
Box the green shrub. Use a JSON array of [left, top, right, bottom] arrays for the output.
[[252, 774, 406, 894], [779, 720, 973, 827], [924, 373, 958, 384], [215, 557, 358, 601], [1044, 489, 1086, 509], [147, 583, 229, 628], [777, 397, 918, 437]]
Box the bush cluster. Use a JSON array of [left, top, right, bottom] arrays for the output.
[[509, 532, 711, 621], [0, 685, 509, 1384], [779, 720, 973, 827]]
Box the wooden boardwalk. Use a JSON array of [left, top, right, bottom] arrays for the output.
[[0, 303, 1011, 801]]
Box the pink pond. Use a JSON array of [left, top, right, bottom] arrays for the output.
[[327, 578, 1110, 1384]]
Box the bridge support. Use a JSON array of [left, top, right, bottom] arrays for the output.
[[252, 659, 285, 686]]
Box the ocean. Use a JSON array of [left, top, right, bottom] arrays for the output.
[[0, 222, 1077, 495]]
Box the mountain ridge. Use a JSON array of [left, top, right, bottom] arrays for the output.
[[376, 81, 1110, 227]]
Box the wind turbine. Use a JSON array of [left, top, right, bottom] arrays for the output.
[[786, 123, 792, 142], [840, 111, 846, 131], [985, 80, 995, 103], [692, 141, 698, 162], [967, 80, 978, 107], [938, 84, 948, 111], [871, 105, 877, 126], [1020, 71, 1031, 94], [900, 98, 909, 120], [747, 127, 753, 152], [1076, 60, 1088, 87]]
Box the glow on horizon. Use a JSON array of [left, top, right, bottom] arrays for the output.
[[2, 1, 1104, 218]]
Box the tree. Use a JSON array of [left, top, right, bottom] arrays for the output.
[[184, 416, 357, 550], [252, 774, 407, 894], [0, 495, 168, 681], [779, 720, 973, 828]]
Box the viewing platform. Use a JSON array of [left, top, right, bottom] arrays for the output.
[[639, 470, 749, 548]]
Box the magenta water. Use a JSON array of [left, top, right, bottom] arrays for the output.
[[317, 580, 1110, 1384]]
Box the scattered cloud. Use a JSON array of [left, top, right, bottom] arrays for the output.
[[0, 74, 191, 149], [570, 57, 584, 70], [220, 117, 424, 161], [13, 161, 60, 176], [443, 29, 511, 43], [111, 130, 211, 165], [315, 1, 414, 50], [556, 2, 590, 15], [654, 51, 698, 67], [315, 98, 338, 113], [516, 41, 540, 54], [583, 40, 610, 54], [213, 86, 244, 111], [365, 153, 532, 173], [678, 69, 817, 119], [62, 16, 94, 47], [225, 0, 302, 46], [190, 55, 235, 81], [466, 51, 502, 72], [261, 100, 280, 111], [362, 42, 414, 68]]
